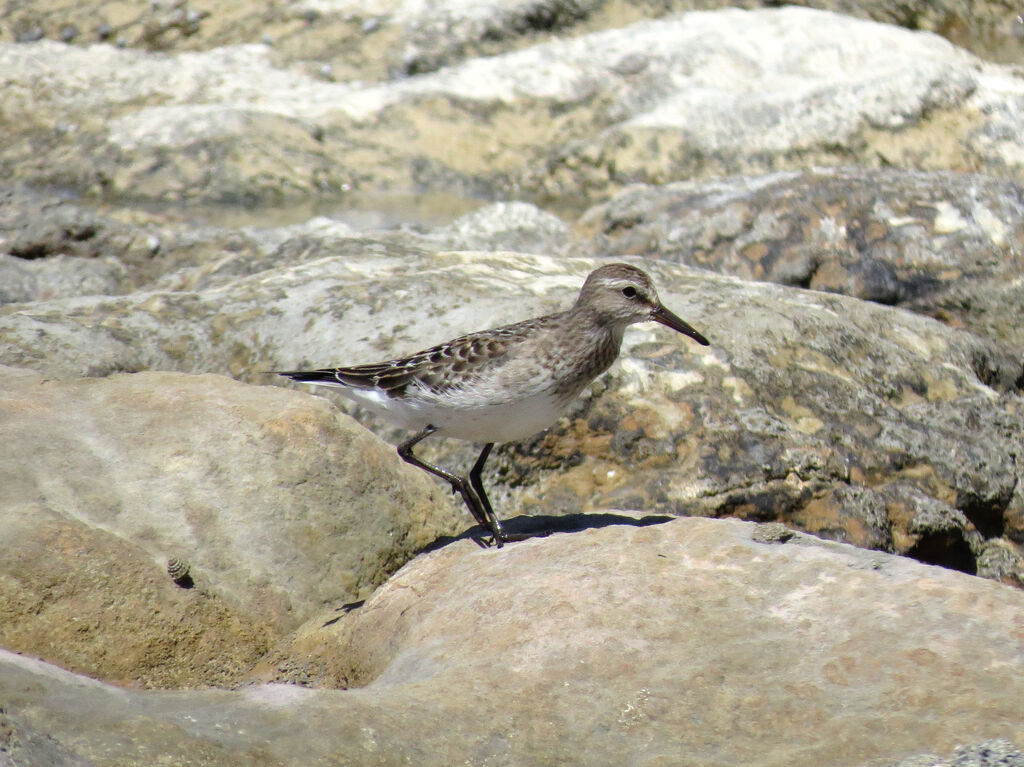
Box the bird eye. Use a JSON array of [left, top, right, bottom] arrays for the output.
[[621, 286, 637, 299]]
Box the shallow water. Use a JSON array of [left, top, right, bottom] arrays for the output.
[[100, 189, 491, 231]]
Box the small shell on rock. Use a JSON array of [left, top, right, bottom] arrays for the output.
[[166, 557, 194, 588]]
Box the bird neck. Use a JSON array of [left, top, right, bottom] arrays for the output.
[[566, 301, 628, 339], [563, 304, 626, 373]]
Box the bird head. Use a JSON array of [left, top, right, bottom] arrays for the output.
[[575, 263, 709, 346]]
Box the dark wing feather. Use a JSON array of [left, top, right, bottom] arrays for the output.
[[276, 368, 344, 385], [278, 313, 562, 397], [277, 364, 418, 395]]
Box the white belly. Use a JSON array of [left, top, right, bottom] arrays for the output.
[[338, 385, 569, 443]]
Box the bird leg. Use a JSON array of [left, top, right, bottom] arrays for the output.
[[397, 426, 507, 546], [469, 442, 534, 543], [468, 442, 494, 519], [468, 442, 508, 543]]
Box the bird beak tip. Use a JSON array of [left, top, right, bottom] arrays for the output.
[[652, 305, 710, 347]]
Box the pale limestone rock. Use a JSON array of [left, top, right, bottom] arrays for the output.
[[0, 365, 463, 685], [1, 8, 1021, 202], [2, 517, 1022, 765]]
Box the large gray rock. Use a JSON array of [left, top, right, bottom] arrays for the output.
[[574, 167, 1024, 376], [0, 252, 128, 303], [1, 1, 1021, 762], [4, 0, 1018, 71], [0, 365, 463, 686], [1, 8, 1021, 204], [2, 517, 1022, 765], [0, 184, 276, 293]]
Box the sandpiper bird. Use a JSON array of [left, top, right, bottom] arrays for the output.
[[278, 263, 708, 546]]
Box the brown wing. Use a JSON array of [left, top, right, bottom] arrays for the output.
[[279, 314, 560, 396]]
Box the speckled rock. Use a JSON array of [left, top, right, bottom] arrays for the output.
[[0, 252, 129, 303], [2, 8, 1022, 204], [422, 200, 570, 254], [4, 0, 1019, 72], [0, 365, 463, 686], [574, 167, 1024, 375], [2, 517, 1022, 765], [1, 251, 1022, 581], [869, 739, 1024, 767]]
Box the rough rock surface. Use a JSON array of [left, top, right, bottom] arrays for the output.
[[0, 184, 279, 293], [0, 365, 463, 686], [2, 1, 1023, 762], [423, 200, 570, 254], [3, 250, 1020, 581], [0, 251, 129, 303], [1, 8, 1022, 204], [3, 0, 1019, 71], [877, 740, 1024, 767], [574, 167, 1024, 372], [2, 518, 1022, 765]]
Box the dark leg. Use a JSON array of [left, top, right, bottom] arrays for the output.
[[470, 443, 532, 543], [468, 443, 505, 541], [397, 426, 506, 546]]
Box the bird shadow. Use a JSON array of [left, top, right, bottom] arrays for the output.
[[324, 513, 674, 623], [321, 600, 365, 626], [417, 511, 675, 555]]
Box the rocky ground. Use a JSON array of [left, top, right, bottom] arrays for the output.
[[1, 1, 1022, 765]]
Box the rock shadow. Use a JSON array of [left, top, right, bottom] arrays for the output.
[[418, 512, 675, 554]]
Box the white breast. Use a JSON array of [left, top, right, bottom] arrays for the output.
[[337, 383, 569, 443]]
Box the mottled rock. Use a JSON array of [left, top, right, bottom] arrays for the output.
[[0, 704, 94, 767], [1, 251, 1021, 581], [424, 200, 569, 254], [0, 252, 128, 303], [4, 1, 1019, 72], [0, 186, 150, 291], [0, 185, 235, 291], [0, 366, 463, 685], [0, 190, 103, 260], [1, 8, 1022, 204], [574, 167, 1024, 376], [2, 518, 1022, 765], [508, 8, 1017, 198], [871, 739, 1024, 767], [1, 0, 1021, 761]]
